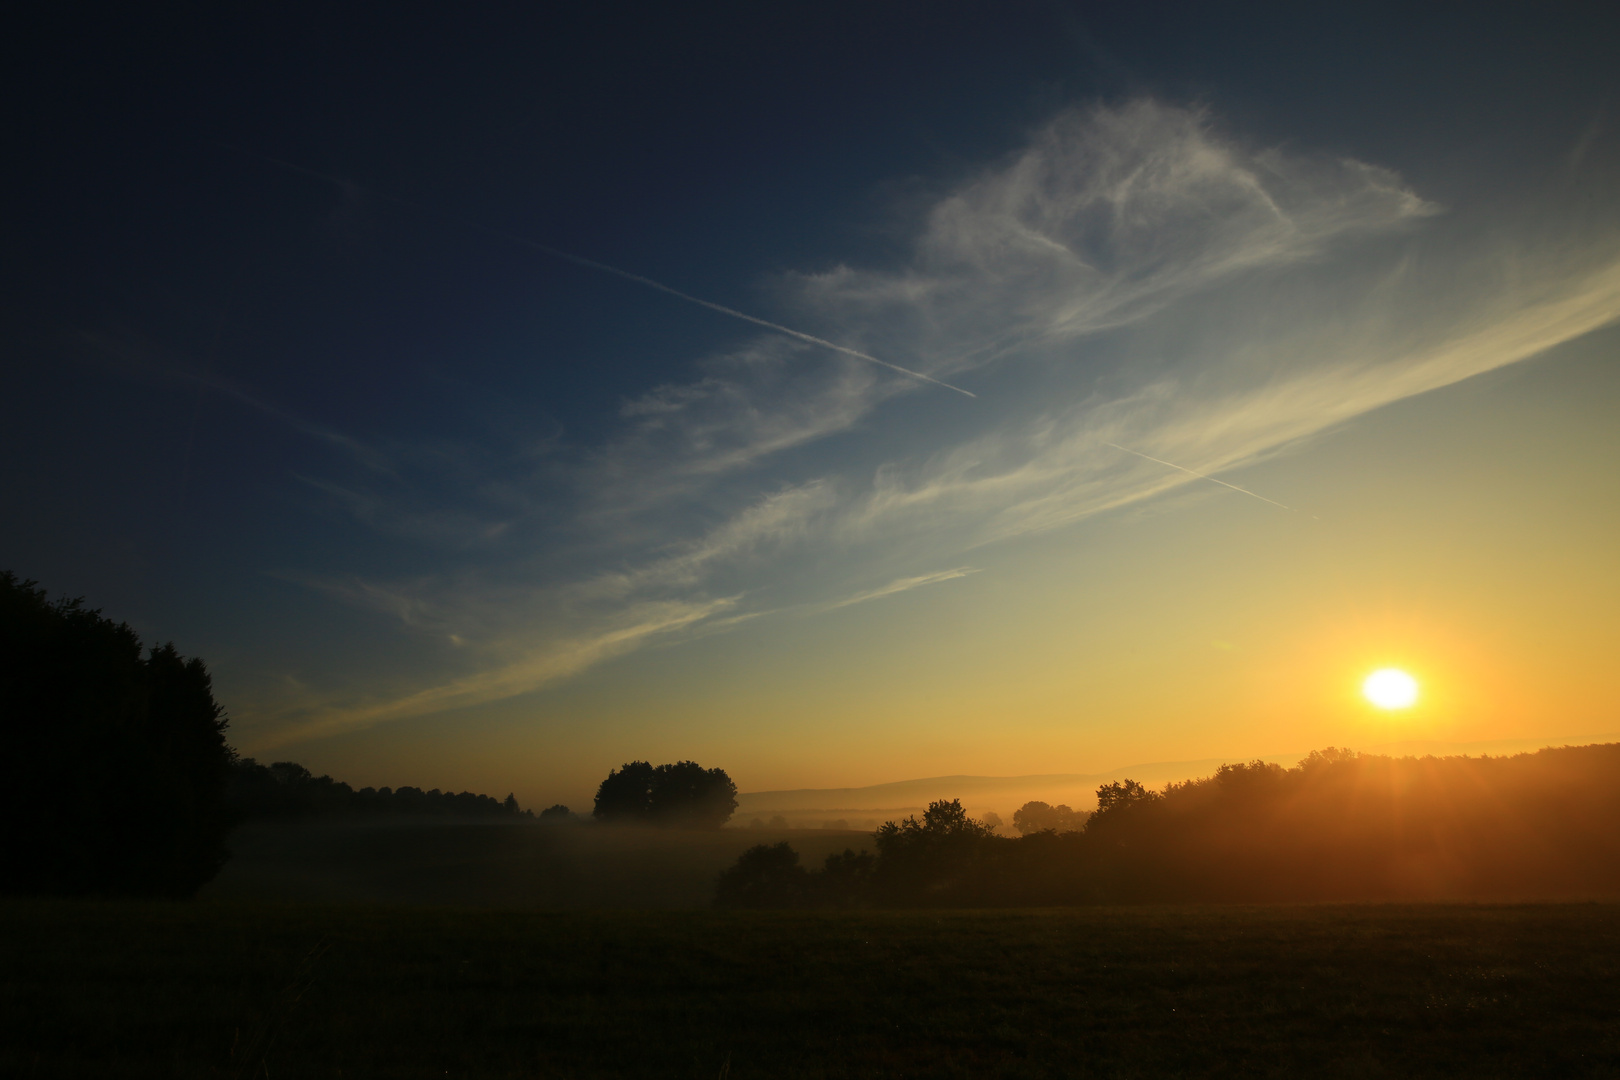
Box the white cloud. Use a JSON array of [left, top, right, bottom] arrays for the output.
[[827, 247, 1620, 548], [793, 100, 1437, 368], [585, 479, 838, 596], [595, 337, 882, 485]]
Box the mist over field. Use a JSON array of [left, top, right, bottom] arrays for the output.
[[730, 731, 1620, 828], [205, 819, 870, 910], [192, 743, 1620, 911]]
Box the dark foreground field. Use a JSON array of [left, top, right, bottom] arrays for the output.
[[4, 901, 1619, 1078]]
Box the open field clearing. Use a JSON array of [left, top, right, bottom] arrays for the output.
[[4, 900, 1617, 1078]]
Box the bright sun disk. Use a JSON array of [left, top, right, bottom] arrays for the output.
[[1363, 668, 1419, 709]]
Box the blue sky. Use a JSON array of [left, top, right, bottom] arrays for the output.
[[5, 3, 1619, 807]]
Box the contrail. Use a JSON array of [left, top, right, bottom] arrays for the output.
[[489, 239, 977, 397], [1105, 442, 1304, 514], [219, 144, 976, 398]]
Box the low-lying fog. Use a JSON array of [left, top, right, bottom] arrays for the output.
[[204, 820, 871, 910]]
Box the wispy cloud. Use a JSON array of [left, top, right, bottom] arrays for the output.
[[792, 100, 1437, 369], [255, 595, 736, 747], [585, 480, 837, 597], [249, 98, 1620, 746], [823, 250, 1620, 549], [819, 567, 981, 612], [592, 337, 884, 491], [1103, 443, 1302, 514]]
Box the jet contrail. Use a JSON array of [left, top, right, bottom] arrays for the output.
[[219, 144, 976, 398], [1106, 442, 1304, 514], [489, 239, 977, 397]]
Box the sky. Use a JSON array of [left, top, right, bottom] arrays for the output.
[[5, 3, 1619, 811]]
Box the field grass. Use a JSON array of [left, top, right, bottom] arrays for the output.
[[4, 899, 1619, 1078]]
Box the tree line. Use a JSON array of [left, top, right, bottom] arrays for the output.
[[0, 573, 569, 898], [229, 754, 741, 827], [227, 759, 538, 820], [1, 572, 235, 898], [591, 760, 737, 827], [717, 744, 1620, 907], [2, 569, 742, 899], [15, 569, 1617, 907]]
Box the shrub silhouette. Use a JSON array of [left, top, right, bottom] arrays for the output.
[[0, 572, 234, 897], [592, 760, 738, 827]]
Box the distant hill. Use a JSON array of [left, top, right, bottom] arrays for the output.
[[733, 732, 1620, 830]]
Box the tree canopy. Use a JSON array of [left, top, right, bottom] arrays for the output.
[[593, 760, 738, 827], [1011, 800, 1088, 834], [226, 758, 532, 820], [1, 572, 235, 897]]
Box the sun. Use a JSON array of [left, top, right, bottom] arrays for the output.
[[1362, 668, 1419, 710]]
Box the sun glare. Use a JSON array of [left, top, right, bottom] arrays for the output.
[[1363, 668, 1419, 710]]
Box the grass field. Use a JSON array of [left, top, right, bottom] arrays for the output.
[[4, 899, 1618, 1078]]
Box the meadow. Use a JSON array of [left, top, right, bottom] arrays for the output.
[[4, 898, 1618, 1078]]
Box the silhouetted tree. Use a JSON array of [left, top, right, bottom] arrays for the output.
[[872, 798, 1000, 905], [714, 841, 809, 908], [1012, 800, 1087, 834], [1091, 779, 1159, 821], [593, 761, 657, 822], [270, 761, 314, 786], [875, 799, 998, 849], [592, 760, 738, 827], [540, 804, 571, 821], [0, 572, 234, 897], [812, 847, 877, 907], [649, 760, 739, 828]]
